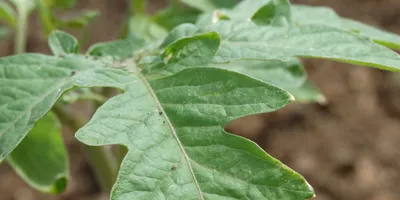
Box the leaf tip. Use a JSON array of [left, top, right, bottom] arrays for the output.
[[49, 175, 68, 194], [305, 180, 316, 199], [316, 94, 328, 105], [212, 10, 230, 24], [288, 92, 296, 102]]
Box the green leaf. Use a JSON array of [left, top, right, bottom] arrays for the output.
[[341, 18, 400, 50], [159, 28, 316, 103], [291, 5, 341, 27], [225, 0, 277, 21], [180, 0, 215, 11], [76, 67, 314, 200], [196, 0, 273, 26], [48, 30, 79, 56], [7, 112, 69, 194], [292, 5, 400, 50], [0, 54, 134, 161], [152, 25, 317, 104], [195, 0, 293, 28], [181, 0, 238, 12], [196, 0, 290, 26], [251, 0, 292, 26], [287, 80, 326, 104], [152, 4, 201, 31], [160, 23, 199, 48], [159, 29, 308, 98], [205, 21, 400, 71], [128, 14, 168, 42], [209, 58, 307, 89], [58, 10, 99, 29], [0, 1, 16, 27], [88, 38, 146, 60], [143, 31, 220, 78]]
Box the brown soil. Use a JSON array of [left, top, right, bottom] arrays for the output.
[[0, 0, 399, 200]]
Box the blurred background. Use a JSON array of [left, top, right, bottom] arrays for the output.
[[0, 0, 399, 200]]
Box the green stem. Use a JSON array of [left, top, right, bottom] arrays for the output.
[[52, 104, 118, 192], [114, 145, 128, 168], [82, 145, 117, 192], [14, 8, 28, 54], [60, 90, 107, 105]]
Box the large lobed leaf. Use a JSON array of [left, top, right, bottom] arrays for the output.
[[76, 67, 314, 200], [76, 29, 315, 199]]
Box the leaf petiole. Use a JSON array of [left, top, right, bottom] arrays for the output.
[[14, 6, 28, 54]]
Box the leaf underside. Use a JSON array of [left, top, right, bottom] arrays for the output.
[[7, 112, 68, 194]]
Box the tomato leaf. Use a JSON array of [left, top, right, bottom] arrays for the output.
[[205, 21, 400, 71], [292, 4, 400, 50], [0, 53, 135, 161], [76, 67, 314, 200], [7, 112, 69, 194], [88, 38, 146, 60], [251, 0, 291, 26], [48, 30, 79, 56]]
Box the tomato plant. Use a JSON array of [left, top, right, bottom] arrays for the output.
[[0, 0, 399, 199]]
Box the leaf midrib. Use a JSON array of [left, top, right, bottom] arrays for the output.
[[137, 73, 205, 200]]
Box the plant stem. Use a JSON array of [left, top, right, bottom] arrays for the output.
[[82, 145, 117, 192], [14, 8, 28, 54], [52, 104, 118, 192], [60, 89, 107, 105], [114, 145, 128, 168]]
